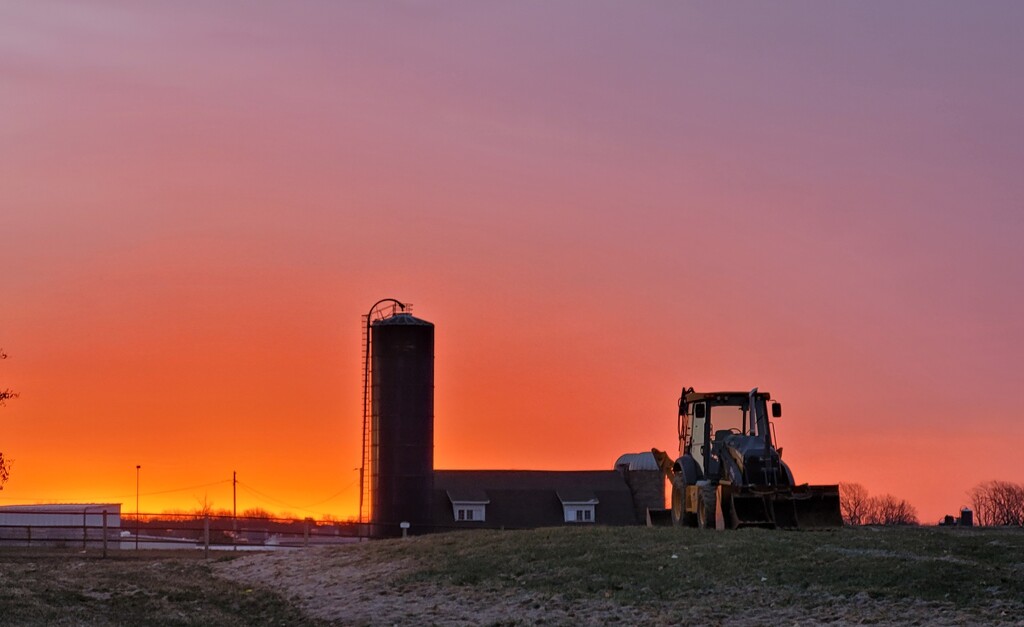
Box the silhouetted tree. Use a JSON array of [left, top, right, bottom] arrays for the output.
[[840, 482, 871, 525], [838, 481, 918, 525], [193, 494, 215, 519], [865, 494, 919, 525], [969, 480, 1024, 526], [0, 348, 16, 490], [241, 507, 274, 520]]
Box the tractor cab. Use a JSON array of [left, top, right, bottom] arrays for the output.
[[678, 388, 789, 486]]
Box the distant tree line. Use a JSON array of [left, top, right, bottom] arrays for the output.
[[839, 482, 919, 525], [969, 480, 1024, 526]]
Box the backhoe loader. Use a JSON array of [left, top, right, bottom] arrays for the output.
[[653, 387, 842, 529]]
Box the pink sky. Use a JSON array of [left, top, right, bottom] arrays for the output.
[[1, 2, 1022, 522]]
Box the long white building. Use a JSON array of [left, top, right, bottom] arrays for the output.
[[0, 503, 122, 548]]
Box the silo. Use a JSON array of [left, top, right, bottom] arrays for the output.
[[370, 312, 434, 536]]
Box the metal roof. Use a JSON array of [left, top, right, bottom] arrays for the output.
[[613, 452, 660, 471], [0, 503, 121, 512], [684, 390, 771, 403], [556, 489, 599, 505], [371, 313, 433, 327], [446, 488, 490, 504]]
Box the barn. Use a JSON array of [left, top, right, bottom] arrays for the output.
[[430, 454, 665, 531]]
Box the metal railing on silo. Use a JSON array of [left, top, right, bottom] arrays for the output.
[[359, 299, 411, 530]]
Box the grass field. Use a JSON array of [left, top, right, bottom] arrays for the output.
[[3, 526, 1023, 625]]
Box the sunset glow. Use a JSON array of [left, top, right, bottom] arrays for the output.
[[2, 2, 1022, 524]]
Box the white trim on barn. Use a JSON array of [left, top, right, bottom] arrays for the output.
[[446, 489, 489, 523]]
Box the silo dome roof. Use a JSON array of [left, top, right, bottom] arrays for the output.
[[372, 313, 433, 326], [613, 452, 660, 471]]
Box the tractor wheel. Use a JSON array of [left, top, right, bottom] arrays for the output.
[[671, 480, 697, 527], [697, 484, 717, 530], [719, 493, 734, 530], [671, 482, 684, 527]]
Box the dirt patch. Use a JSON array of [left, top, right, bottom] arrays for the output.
[[213, 547, 643, 625], [0, 549, 320, 626]]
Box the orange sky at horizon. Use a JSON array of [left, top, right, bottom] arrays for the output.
[[2, 2, 1023, 524]]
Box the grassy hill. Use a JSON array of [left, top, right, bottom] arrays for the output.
[[3, 526, 1024, 625]]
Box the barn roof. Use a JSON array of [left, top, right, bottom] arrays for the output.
[[432, 470, 637, 530], [446, 488, 490, 504]]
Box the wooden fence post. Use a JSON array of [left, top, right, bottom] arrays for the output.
[[102, 510, 108, 558]]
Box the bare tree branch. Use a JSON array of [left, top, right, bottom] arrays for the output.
[[970, 480, 1024, 526], [840, 482, 871, 525]]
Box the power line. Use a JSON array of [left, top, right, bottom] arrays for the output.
[[1, 477, 233, 502], [60, 479, 233, 502], [235, 479, 357, 516], [1, 477, 356, 516], [139, 479, 232, 498], [299, 479, 359, 508], [236, 482, 315, 514]]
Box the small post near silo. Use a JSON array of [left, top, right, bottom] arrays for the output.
[[400, 521, 410, 539], [102, 510, 108, 558]]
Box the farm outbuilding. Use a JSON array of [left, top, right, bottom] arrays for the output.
[[0, 503, 122, 548]]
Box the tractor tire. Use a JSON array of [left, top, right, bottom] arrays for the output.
[[671, 482, 684, 527], [671, 479, 697, 528], [697, 484, 717, 530], [719, 492, 734, 530]]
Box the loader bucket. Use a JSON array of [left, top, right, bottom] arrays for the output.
[[782, 484, 843, 529], [721, 484, 843, 529]]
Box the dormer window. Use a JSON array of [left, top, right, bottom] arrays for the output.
[[447, 489, 489, 523], [557, 490, 598, 524]]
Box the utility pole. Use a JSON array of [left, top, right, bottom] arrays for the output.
[[135, 465, 141, 550], [232, 471, 237, 551]]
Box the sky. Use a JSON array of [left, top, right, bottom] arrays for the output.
[[1, 1, 1022, 523]]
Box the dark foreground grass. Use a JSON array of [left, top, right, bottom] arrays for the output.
[[5, 527, 1024, 625], [364, 525, 1024, 622], [0, 548, 325, 626]]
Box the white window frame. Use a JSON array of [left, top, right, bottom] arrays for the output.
[[562, 503, 597, 523], [451, 502, 486, 523]]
